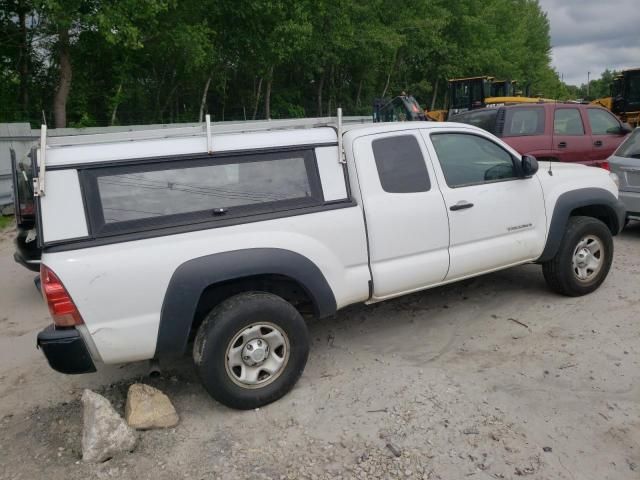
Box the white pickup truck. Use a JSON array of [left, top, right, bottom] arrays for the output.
[[32, 114, 625, 409]]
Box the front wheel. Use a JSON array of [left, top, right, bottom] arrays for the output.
[[542, 216, 613, 296], [193, 292, 309, 409]]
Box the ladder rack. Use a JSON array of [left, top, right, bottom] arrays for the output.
[[45, 114, 372, 148], [34, 110, 370, 197]]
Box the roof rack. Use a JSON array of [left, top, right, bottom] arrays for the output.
[[45, 113, 372, 148], [35, 109, 369, 197]]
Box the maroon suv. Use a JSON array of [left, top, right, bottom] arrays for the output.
[[450, 103, 631, 168]]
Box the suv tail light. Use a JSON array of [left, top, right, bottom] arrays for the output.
[[599, 161, 610, 171], [40, 265, 84, 327]]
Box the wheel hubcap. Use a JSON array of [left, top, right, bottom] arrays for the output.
[[225, 323, 289, 389], [572, 235, 603, 282]]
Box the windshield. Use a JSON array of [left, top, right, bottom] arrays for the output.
[[450, 81, 487, 110], [615, 129, 640, 159]]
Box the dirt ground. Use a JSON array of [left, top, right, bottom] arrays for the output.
[[0, 223, 639, 480]]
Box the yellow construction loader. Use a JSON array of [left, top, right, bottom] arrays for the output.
[[592, 68, 640, 127], [427, 76, 552, 122]]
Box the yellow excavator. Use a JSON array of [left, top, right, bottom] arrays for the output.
[[426, 76, 552, 121], [591, 68, 640, 127]]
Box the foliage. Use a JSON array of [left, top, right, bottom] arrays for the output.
[[0, 0, 591, 126]]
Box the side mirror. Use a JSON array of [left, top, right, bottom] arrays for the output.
[[521, 154, 539, 177], [621, 123, 633, 134]]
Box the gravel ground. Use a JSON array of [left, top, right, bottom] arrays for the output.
[[0, 222, 639, 480]]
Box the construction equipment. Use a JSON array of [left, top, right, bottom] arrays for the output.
[[426, 76, 551, 122], [592, 68, 640, 127], [373, 95, 427, 122]]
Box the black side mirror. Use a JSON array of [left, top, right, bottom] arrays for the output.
[[521, 154, 539, 177]]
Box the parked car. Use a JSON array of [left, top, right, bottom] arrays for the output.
[[32, 116, 624, 410], [10, 149, 41, 272], [609, 127, 640, 222], [450, 103, 632, 168]]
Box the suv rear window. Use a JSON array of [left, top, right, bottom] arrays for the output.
[[503, 107, 545, 136], [83, 150, 323, 236], [449, 109, 498, 133]]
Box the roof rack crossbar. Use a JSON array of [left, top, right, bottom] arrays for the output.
[[33, 124, 47, 197]]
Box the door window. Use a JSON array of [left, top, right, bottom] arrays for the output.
[[554, 108, 585, 135], [503, 107, 545, 136], [588, 108, 621, 134], [372, 135, 430, 193], [431, 133, 517, 188]]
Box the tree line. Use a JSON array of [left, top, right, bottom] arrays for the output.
[[1, 0, 578, 128]]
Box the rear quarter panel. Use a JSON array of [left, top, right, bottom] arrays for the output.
[[42, 207, 371, 364]]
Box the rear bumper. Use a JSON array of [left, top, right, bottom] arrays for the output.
[[37, 325, 96, 374], [14, 251, 40, 272], [619, 190, 640, 219]]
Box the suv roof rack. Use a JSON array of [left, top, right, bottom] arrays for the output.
[[46, 113, 372, 148]]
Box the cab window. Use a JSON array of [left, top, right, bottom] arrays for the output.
[[372, 135, 431, 193]]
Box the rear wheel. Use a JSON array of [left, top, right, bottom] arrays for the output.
[[193, 292, 309, 409], [542, 216, 613, 296]]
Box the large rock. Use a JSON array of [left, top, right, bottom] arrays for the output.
[[81, 389, 137, 463], [125, 383, 179, 429]]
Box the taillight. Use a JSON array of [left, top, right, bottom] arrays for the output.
[[40, 265, 84, 327], [599, 161, 610, 171]]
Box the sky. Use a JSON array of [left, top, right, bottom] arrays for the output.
[[537, 0, 640, 86]]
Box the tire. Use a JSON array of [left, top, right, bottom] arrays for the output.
[[542, 216, 613, 296], [193, 292, 309, 409]]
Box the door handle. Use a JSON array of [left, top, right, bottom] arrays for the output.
[[594, 140, 603, 147], [558, 141, 567, 148], [450, 201, 474, 211]]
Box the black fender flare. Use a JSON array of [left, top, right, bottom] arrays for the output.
[[537, 187, 626, 263], [155, 248, 336, 358]]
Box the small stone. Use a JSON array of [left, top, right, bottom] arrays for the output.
[[81, 389, 137, 463], [386, 442, 402, 458], [125, 384, 179, 429], [543, 446, 552, 453]]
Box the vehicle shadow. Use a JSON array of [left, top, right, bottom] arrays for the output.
[[620, 219, 640, 238]]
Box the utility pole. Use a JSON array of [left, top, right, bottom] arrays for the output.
[[587, 71, 590, 99]]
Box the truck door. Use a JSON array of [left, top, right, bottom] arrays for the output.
[[424, 130, 547, 280], [552, 107, 592, 164], [351, 130, 450, 300], [587, 107, 628, 165]]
